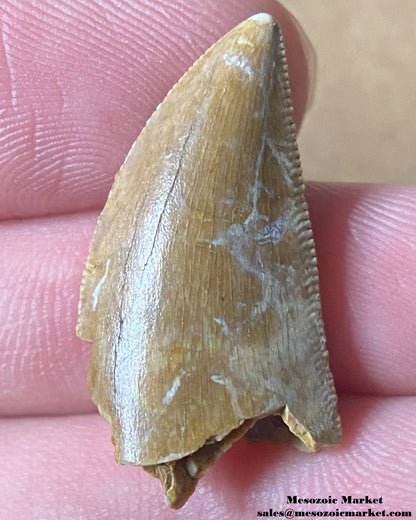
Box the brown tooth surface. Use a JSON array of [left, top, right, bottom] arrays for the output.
[[77, 12, 341, 509]]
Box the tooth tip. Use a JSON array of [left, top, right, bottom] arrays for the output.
[[248, 12, 275, 25]]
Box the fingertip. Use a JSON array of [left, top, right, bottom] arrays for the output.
[[270, 6, 315, 130], [284, 9, 317, 122], [0, 0, 313, 218]]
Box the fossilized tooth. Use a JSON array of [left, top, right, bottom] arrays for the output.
[[77, 12, 341, 509]]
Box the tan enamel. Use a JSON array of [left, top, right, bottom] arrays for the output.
[[77, 13, 341, 509]]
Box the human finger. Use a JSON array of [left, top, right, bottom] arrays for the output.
[[0, 396, 414, 518], [1, 183, 414, 416], [0, 0, 311, 219]]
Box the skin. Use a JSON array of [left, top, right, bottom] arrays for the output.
[[0, 1, 415, 518]]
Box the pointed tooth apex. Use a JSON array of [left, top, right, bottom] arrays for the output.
[[248, 12, 275, 25]]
